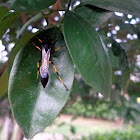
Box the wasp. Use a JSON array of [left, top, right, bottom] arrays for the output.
[[31, 33, 68, 90]]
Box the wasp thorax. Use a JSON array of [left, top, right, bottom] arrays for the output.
[[42, 44, 49, 50], [40, 48, 50, 78]]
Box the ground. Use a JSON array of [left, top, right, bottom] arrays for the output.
[[23, 114, 124, 140]]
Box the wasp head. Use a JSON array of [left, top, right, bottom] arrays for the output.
[[42, 36, 54, 50]]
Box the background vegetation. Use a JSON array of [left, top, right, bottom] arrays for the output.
[[0, 0, 140, 139]]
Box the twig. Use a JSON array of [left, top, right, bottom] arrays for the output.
[[1, 3, 11, 9], [17, 13, 43, 38], [67, 0, 72, 10], [20, 13, 27, 24], [48, 0, 61, 25]]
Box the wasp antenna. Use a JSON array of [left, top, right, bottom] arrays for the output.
[[30, 40, 42, 51]]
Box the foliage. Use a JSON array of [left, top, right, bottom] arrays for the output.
[[80, 126, 140, 140], [61, 124, 140, 140], [63, 95, 140, 123], [0, 0, 140, 138], [63, 99, 117, 120], [64, 11, 112, 96]]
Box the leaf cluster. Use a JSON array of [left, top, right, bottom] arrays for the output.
[[0, 0, 139, 138]]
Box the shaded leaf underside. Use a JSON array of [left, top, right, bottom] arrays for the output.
[[82, 0, 140, 17]]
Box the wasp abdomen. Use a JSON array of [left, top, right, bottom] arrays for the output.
[[41, 74, 49, 88]]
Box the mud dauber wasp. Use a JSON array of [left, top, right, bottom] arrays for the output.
[[30, 32, 68, 90]]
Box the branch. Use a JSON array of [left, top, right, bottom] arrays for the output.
[[67, 0, 72, 10], [20, 13, 27, 24], [48, 0, 62, 25]]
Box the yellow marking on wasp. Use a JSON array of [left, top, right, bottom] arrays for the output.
[[32, 41, 41, 51], [54, 47, 62, 52], [36, 62, 40, 85], [49, 61, 64, 84], [58, 76, 64, 84], [49, 61, 57, 71], [36, 46, 41, 51], [37, 62, 39, 68], [37, 71, 39, 79], [53, 65, 58, 73], [36, 36, 43, 43]]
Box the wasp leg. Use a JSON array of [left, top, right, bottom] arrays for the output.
[[51, 47, 62, 53], [36, 36, 43, 44], [51, 44, 66, 54], [36, 60, 41, 86], [30, 39, 42, 51], [49, 61, 68, 90]]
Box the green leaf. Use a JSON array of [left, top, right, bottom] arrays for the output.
[[0, 12, 19, 39], [8, 33, 35, 73], [0, 70, 9, 98], [8, 0, 57, 12], [0, 33, 34, 98], [70, 125, 76, 134], [82, 0, 140, 17], [74, 4, 113, 28], [8, 27, 74, 138], [0, 6, 9, 21], [111, 40, 130, 92], [71, 70, 93, 96], [64, 11, 112, 96]]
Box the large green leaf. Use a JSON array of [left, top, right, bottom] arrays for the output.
[[0, 12, 19, 39], [0, 33, 34, 98], [64, 11, 112, 96], [82, 0, 140, 17], [8, 0, 57, 12], [0, 70, 9, 97], [8, 33, 34, 73], [8, 27, 74, 138], [74, 4, 113, 28]]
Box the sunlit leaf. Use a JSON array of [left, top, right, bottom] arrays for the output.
[[8, 27, 74, 138], [64, 11, 112, 96], [8, 33, 34, 73]]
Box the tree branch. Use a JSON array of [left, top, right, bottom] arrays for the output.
[[67, 0, 72, 10]]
